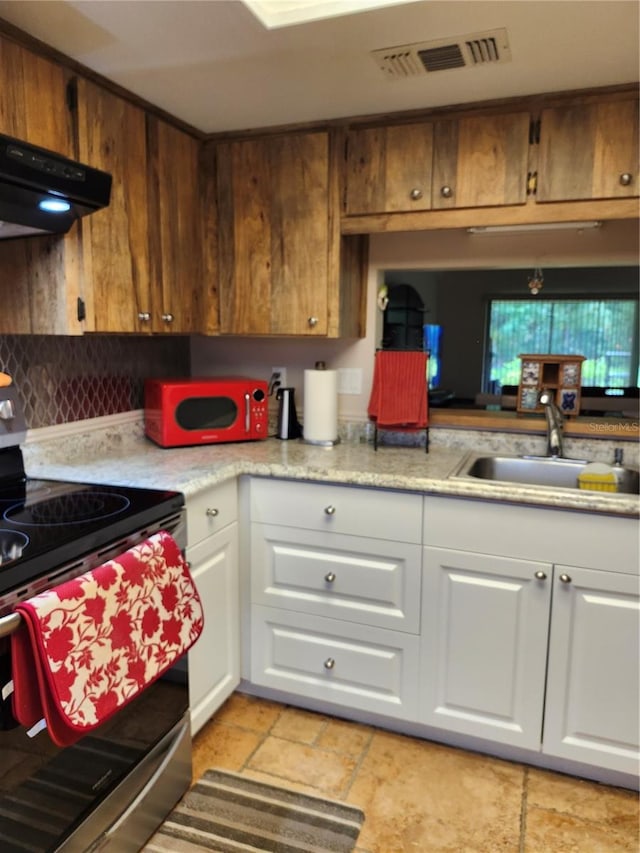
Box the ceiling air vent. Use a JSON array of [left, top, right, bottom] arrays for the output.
[[371, 28, 511, 79]]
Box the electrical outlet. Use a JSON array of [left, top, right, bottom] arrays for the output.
[[271, 366, 287, 389]]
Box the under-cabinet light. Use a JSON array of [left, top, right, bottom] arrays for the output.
[[467, 221, 602, 235], [39, 198, 71, 213]]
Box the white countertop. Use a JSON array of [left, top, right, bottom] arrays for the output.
[[23, 423, 640, 518]]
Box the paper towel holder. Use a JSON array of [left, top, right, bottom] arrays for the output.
[[302, 361, 341, 447]]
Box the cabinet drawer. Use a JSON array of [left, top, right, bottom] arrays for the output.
[[251, 605, 419, 721], [251, 524, 421, 632], [186, 478, 238, 547], [250, 478, 422, 543]]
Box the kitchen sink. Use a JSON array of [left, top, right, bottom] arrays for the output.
[[455, 454, 640, 494]]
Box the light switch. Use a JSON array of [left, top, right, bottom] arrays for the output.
[[338, 368, 363, 395]]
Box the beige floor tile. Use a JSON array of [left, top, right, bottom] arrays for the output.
[[211, 691, 282, 733], [527, 767, 639, 828], [316, 717, 374, 757], [525, 806, 640, 852], [248, 734, 358, 797], [191, 721, 262, 782], [270, 706, 328, 744], [346, 730, 524, 853], [240, 767, 345, 799]]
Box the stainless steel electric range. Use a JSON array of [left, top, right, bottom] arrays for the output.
[[0, 383, 192, 853]]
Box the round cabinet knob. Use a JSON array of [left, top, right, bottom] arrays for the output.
[[308, 316, 319, 327], [324, 572, 336, 583], [162, 313, 174, 323], [559, 573, 572, 584], [138, 312, 151, 322], [205, 507, 219, 517], [409, 187, 423, 200], [619, 172, 633, 186], [440, 185, 453, 198], [534, 570, 547, 581], [324, 505, 336, 516], [324, 657, 335, 670]]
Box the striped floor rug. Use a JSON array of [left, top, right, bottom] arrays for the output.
[[142, 768, 365, 852]]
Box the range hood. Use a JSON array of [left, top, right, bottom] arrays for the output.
[[0, 133, 112, 239]]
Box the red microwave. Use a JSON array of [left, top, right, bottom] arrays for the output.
[[144, 377, 269, 447]]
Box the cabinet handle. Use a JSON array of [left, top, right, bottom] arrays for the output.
[[308, 316, 319, 327], [559, 573, 572, 584], [324, 505, 336, 516], [324, 572, 336, 583], [619, 172, 633, 186], [324, 657, 335, 670], [409, 187, 423, 200], [440, 185, 453, 198], [205, 507, 219, 517], [161, 313, 174, 323], [534, 570, 547, 581], [138, 312, 151, 322]]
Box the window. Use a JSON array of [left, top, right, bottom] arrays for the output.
[[487, 299, 639, 390]]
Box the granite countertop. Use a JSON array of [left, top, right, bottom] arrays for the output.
[[23, 428, 640, 518]]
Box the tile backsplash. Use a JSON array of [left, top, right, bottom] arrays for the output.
[[0, 335, 190, 428]]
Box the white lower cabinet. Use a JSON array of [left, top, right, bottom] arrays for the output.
[[543, 565, 639, 775], [244, 480, 639, 784], [187, 481, 240, 735], [421, 546, 552, 749], [248, 477, 423, 721], [421, 496, 640, 780]]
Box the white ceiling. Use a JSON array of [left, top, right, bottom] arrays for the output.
[[0, 0, 637, 134]]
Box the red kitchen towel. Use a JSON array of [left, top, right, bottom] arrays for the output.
[[11, 530, 203, 747], [368, 350, 429, 427]]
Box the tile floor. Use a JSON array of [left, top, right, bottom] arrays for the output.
[[192, 691, 639, 853]]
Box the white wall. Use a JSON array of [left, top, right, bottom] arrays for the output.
[[190, 220, 639, 420]]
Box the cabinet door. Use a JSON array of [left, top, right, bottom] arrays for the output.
[[0, 36, 75, 157], [537, 99, 639, 202], [432, 112, 530, 209], [544, 566, 639, 776], [421, 546, 551, 749], [147, 117, 202, 333], [187, 523, 240, 735], [216, 132, 330, 335], [345, 123, 434, 215], [0, 37, 82, 335], [76, 78, 153, 333]]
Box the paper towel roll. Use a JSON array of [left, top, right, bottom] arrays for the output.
[[303, 368, 338, 444]]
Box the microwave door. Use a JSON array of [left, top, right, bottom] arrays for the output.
[[175, 397, 238, 431]]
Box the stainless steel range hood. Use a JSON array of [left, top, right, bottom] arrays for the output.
[[0, 133, 112, 239]]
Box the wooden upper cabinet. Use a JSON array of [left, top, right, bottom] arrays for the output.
[[343, 112, 530, 216], [146, 117, 202, 333], [75, 78, 153, 333], [536, 98, 639, 202], [0, 36, 81, 335], [0, 35, 75, 157], [217, 132, 331, 336], [345, 123, 434, 215], [432, 111, 530, 209]]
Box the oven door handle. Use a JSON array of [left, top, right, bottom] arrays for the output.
[[99, 714, 190, 842], [0, 612, 21, 639]]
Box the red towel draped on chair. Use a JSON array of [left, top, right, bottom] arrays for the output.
[[368, 350, 429, 428], [11, 530, 203, 746]]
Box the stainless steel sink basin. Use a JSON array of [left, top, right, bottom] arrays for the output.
[[458, 455, 640, 494]]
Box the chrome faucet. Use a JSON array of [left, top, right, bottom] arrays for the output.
[[538, 389, 564, 457]]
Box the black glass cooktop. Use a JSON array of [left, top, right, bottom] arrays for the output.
[[0, 475, 184, 597]]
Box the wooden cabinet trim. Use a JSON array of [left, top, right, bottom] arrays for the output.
[[341, 197, 639, 234]]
